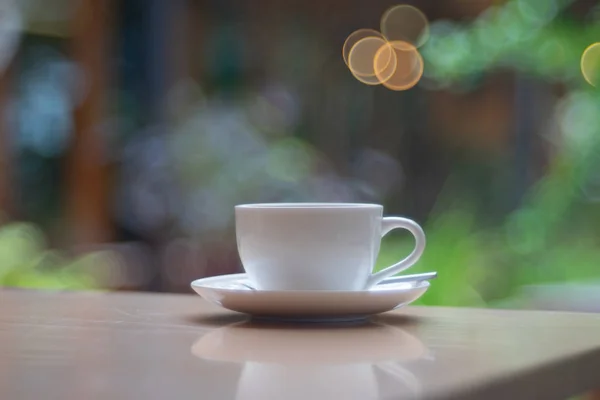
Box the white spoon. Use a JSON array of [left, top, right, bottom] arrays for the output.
[[239, 271, 437, 291]]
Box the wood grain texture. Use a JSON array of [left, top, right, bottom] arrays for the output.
[[1, 289, 600, 400]]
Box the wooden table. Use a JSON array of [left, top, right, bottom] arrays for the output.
[[2, 289, 600, 400]]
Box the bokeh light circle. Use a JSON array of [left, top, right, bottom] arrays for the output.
[[376, 41, 424, 91], [348, 37, 396, 85], [343, 29, 384, 67], [381, 5, 429, 49], [581, 42, 600, 87]]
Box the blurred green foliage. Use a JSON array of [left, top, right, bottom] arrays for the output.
[[6, 0, 600, 301], [377, 0, 600, 307], [423, 0, 587, 85], [0, 222, 99, 290]]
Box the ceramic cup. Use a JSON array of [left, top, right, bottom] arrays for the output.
[[235, 203, 425, 291]]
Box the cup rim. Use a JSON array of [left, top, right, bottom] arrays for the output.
[[235, 203, 383, 209]]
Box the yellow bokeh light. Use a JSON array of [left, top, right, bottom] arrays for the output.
[[381, 5, 429, 49], [376, 41, 424, 91], [348, 37, 396, 85], [372, 42, 397, 84], [581, 42, 600, 87], [342, 29, 384, 67]]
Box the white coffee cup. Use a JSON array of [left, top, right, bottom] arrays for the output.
[[235, 203, 425, 291]]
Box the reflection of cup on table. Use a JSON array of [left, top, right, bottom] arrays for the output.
[[191, 321, 428, 400]]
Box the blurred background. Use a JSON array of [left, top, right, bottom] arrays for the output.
[[1, 0, 600, 310]]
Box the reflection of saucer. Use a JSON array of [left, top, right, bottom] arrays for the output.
[[191, 322, 427, 400], [191, 321, 428, 365], [191, 273, 430, 322]]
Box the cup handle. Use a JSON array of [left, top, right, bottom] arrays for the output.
[[365, 217, 426, 289]]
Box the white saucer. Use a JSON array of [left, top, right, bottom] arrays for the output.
[[190, 273, 430, 322]]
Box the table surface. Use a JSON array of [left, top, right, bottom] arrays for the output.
[[2, 289, 600, 400]]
